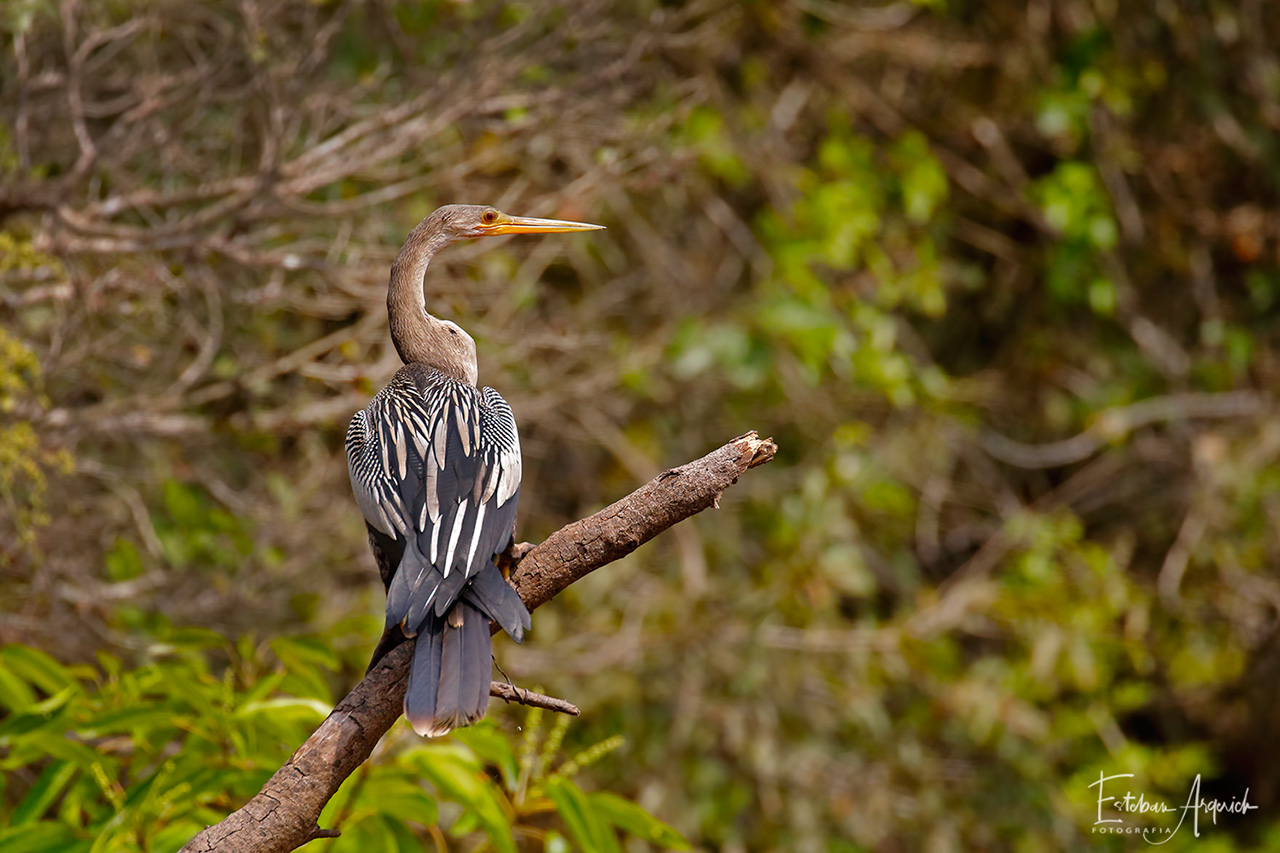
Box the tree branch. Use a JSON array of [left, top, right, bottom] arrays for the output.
[[180, 431, 776, 853], [490, 682, 581, 716]]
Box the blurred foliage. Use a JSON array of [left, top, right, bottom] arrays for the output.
[[0, 632, 684, 853], [4, 0, 1280, 850], [0, 322, 72, 561]]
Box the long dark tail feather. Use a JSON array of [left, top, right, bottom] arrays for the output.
[[459, 600, 493, 718], [405, 601, 493, 737], [463, 564, 532, 641], [405, 613, 444, 734]]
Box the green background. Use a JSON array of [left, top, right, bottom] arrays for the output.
[[2, 0, 1278, 850]]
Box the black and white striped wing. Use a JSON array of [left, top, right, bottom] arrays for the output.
[[346, 370, 524, 638]]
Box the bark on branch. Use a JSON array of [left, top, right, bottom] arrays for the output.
[[180, 431, 777, 853]]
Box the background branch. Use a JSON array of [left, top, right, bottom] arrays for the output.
[[489, 682, 581, 717], [179, 431, 777, 853]]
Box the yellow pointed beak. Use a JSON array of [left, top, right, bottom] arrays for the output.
[[486, 214, 606, 235]]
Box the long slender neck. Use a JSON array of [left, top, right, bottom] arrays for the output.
[[387, 217, 479, 386]]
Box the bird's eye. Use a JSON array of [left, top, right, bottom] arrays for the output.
[[481, 209, 498, 224]]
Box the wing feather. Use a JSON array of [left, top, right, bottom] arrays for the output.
[[346, 366, 528, 642]]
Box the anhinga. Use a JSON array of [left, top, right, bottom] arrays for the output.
[[346, 204, 603, 736]]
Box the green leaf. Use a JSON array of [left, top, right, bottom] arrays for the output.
[[590, 792, 690, 850], [94, 652, 121, 680], [0, 823, 83, 853], [270, 635, 340, 671], [450, 722, 520, 789], [0, 690, 75, 740], [36, 837, 92, 853], [148, 669, 218, 722], [270, 636, 339, 702], [451, 809, 481, 835], [0, 660, 37, 711], [0, 645, 77, 696], [234, 696, 331, 721], [891, 131, 948, 223], [152, 823, 208, 853], [11, 759, 78, 825], [3, 732, 104, 770], [545, 777, 620, 853], [78, 704, 182, 738], [384, 815, 427, 852], [0, 710, 57, 741], [355, 774, 438, 827], [331, 814, 398, 853], [104, 537, 144, 581], [162, 479, 204, 527], [413, 748, 515, 853], [233, 669, 286, 709], [159, 763, 268, 809]]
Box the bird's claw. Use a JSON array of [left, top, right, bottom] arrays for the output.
[[497, 541, 535, 578]]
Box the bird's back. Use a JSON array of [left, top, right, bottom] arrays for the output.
[[347, 362, 528, 645], [347, 364, 523, 584]]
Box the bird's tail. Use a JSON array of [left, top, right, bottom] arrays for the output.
[[405, 599, 493, 737]]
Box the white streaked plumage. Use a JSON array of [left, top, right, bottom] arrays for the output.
[[442, 498, 466, 579], [466, 500, 487, 570], [345, 365, 522, 630]]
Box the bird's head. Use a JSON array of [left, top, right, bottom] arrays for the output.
[[430, 204, 605, 242]]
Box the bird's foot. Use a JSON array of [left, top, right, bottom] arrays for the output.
[[497, 541, 535, 578]]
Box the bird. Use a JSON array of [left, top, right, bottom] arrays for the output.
[[345, 203, 604, 736]]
